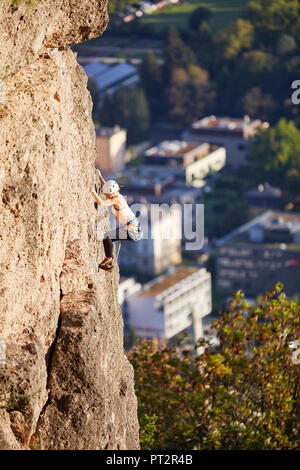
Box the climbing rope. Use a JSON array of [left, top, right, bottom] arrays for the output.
[[116, 240, 122, 261]]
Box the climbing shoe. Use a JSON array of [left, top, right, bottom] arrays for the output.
[[99, 257, 112, 267], [99, 262, 113, 272], [98, 258, 113, 272]]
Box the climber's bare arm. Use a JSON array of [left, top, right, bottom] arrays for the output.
[[99, 198, 117, 207], [91, 191, 118, 208], [91, 190, 103, 206], [96, 169, 106, 186]]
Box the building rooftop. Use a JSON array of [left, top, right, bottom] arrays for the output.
[[145, 140, 206, 157], [84, 62, 139, 92], [96, 63, 138, 91], [191, 115, 269, 133], [83, 61, 109, 77], [95, 125, 124, 138], [217, 210, 300, 247], [138, 266, 198, 297], [245, 183, 282, 199], [117, 167, 202, 202]]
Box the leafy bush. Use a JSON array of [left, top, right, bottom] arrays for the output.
[[129, 284, 300, 449]]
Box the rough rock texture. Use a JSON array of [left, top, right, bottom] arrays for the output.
[[0, 0, 108, 79], [0, 0, 139, 450]]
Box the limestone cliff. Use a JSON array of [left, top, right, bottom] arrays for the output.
[[0, 0, 139, 450]]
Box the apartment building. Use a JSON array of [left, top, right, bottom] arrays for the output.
[[124, 266, 212, 346], [244, 183, 282, 218], [118, 168, 204, 255], [144, 140, 226, 186], [183, 115, 269, 169], [216, 211, 300, 298], [118, 277, 142, 337], [95, 126, 126, 175], [118, 200, 182, 277]]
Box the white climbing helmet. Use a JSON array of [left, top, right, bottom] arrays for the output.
[[103, 180, 120, 195]]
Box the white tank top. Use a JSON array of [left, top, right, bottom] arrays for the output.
[[112, 194, 135, 225]]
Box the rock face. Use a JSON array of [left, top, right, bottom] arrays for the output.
[[0, 0, 139, 450]]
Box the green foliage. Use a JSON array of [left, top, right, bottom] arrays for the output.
[[140, 52, 162, 94], [188, 6, 212, 33], [139, 0, 248, 33], [139, 413, 159, 450], [167, 64, 215, 126], [240, 86, 277, 121], [111, 0, 300, 126], [164, 27, 197, 80], [140, 52, 164, 118], [6, 393, 30, 414], [204, 185, 248, 240], [129, 285, 300, 449], [108, 0, 300, 125], [249, 118, 300, 203], [99, 88, 150, 144], [217, 19, 254, 59], [245, 0, 300, 48], [87, 77, 99, 119]]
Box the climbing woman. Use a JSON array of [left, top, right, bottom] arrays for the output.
[[91, 169, 143, 272]]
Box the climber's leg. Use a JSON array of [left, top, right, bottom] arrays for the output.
[[99, 227, 133, 272], [99, 243, 112, 272], [103, 237, 113, 259]]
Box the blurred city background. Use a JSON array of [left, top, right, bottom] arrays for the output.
[[72, 0, 300, 352]]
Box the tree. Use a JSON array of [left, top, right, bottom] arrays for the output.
[[240, 86, 277, 121], [87, 77, 100, 119], [167, 65, 215, 126], [248, 118, 300, 201], [217, 49, 281, 116], [204, 187, 248, 240], [129, 285, 300, 450], [140, 52, 163, 118], [164, 26, 196, 82], [188, 6, 212, 33], [100, 87, 150, 144], [100, 92, 114, 127], [140, 51, 162, 94], [277, 34, 297, 55], [217, 19, 254, 60], [245, 0, 300, 49]]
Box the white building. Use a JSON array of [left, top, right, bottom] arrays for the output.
[[118, 276, 141, 305], [144, 140, 226, 186], [119, 202, 182, 276], [183, 115, 269, 169], [125, 266, 212, 346]]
